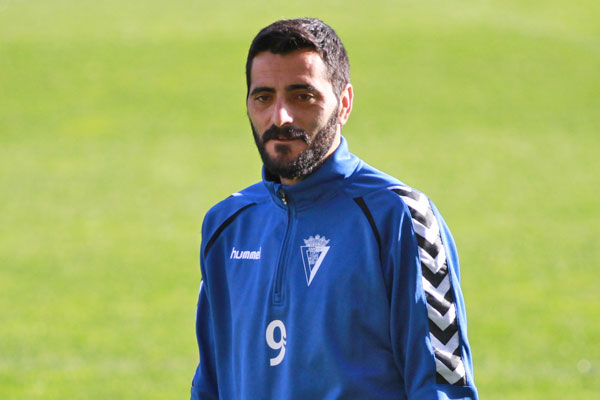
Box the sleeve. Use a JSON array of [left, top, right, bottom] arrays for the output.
[[190, 280, 219, 400], [388, 192, 478, 399]]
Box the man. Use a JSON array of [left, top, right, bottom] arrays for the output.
[[191, 18, 478, 399]]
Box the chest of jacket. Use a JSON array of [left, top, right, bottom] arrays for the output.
[[205, 195, 387, 313], [202, 193, 403, 397]]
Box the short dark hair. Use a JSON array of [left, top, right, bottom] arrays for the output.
[[246, 18, 350, 99]]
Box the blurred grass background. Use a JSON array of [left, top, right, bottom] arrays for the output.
[[1, 0, 599, 398]]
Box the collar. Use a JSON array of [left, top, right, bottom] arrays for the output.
[[262, 136, 361, 210]]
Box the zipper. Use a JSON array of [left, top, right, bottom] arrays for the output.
[[279, 188, 288, 205], [273, 188, 293, 305]]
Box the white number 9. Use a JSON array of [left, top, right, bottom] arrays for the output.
[[265, 319, 286, 366]]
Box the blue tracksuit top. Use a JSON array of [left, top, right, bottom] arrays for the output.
[[192, 137, 478, 399]]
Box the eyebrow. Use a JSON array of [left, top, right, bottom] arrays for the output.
[[249, 87, 275, 97], [249, 84, 318, 97], [287, 84, 317, 92]]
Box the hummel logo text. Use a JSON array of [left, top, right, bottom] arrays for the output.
[[230, 246, 262, 260]]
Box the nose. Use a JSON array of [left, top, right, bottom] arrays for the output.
[[271, 99, 294, 127]]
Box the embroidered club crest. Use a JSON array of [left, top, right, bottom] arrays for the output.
[[300, 235, 330, 286]]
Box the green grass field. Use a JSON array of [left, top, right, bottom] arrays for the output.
[[1, 0, 599, 398]]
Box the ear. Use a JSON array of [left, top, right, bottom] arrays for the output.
[[338, 83, 354, 126]]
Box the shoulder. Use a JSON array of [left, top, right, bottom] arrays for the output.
[[202, 182, 269, 238], [345, 158, 435, 215], [344, 159, 449, 248]]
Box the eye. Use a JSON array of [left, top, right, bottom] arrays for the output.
[[254, 94, 271, 103], [296, 93, 314, 102]]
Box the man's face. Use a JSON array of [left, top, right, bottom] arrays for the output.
[[247, 49, 342, 183]]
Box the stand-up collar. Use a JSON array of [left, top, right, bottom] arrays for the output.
[[262, 136, 361, 210]]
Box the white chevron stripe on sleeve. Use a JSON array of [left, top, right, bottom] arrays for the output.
[[422, 276, 451, 305], [422, 275, 451, 300], [419, 247, 446, 274], [390, 185, 466, 385], [431, 332, 460, 355], [427, 303, 457, 331], [412, 218, 440, 245], [401, 195, 431, 218], [435, 358, 466, 385], [427, 298, 456, 332]]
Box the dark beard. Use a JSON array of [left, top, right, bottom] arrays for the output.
[[251, 111, 338, 182]]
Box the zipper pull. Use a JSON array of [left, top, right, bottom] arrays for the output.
[[278, 188, 288, 205]]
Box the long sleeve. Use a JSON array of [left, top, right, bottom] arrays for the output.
[[389, 190, 478, 399], [190, 280, 218, 400]]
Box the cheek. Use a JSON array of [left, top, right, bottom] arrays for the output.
[[248, 104, 266, 127], [309, 105, 338, 131], [248, 114, 265, 138]]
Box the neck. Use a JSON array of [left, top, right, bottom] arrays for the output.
[[280, 176, 301, 186]]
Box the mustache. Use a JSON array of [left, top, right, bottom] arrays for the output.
[[261, 125, 310, 144]]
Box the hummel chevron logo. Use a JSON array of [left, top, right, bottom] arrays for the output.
[[300, 235, 330, 286], [389, 185, 467, 386], [230, 246, 261, 260]]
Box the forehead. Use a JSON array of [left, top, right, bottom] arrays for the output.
[[249, 49, 332, 91]]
